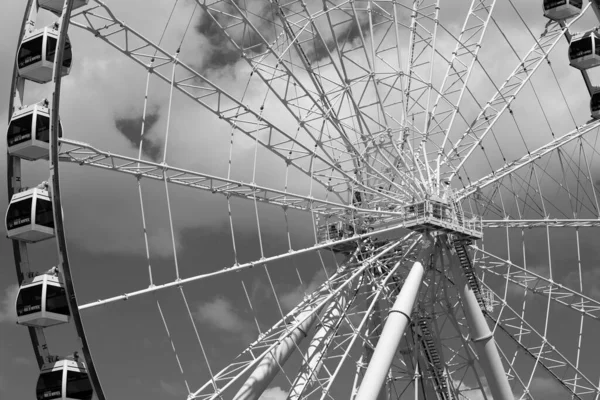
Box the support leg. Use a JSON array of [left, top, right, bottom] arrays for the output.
[[232, 310, 318, 400], [287, 292, 348, 400], [446, 245, 513, 400], [355, 236, 433, 400]]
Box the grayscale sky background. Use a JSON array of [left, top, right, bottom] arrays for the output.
[[1, 0, 600, 399]]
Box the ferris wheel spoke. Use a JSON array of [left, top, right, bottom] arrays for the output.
[[474, 246, 600, 321], [481, 219, 600, 228], [287, 284, 357, 400], [441, 7, 589, 181], [457, 120, 600, 202], [70, 2, 381, 200], [480, 281, 599, 398], [79, 230, 408, 310], [197, 0, 423, 202], [189, 241, 407, 399], [271, 0, 424, 198], [195, 0, 373, 190], [57, 138, 407, 220], [319, 238, 425, 400], [427, 0, 496, 185]]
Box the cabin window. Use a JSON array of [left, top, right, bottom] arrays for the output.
[[46, 285, 69, 316], [7, 114, 33, 146], [66, 371, 94, 400], [36, 114, 50, 143], [592, 95, 600, 112], [18, 36, 44, 69], [544, 0, 567, 9], [16, 285, 43, 316], [35, 199, 54, 228], [570, 36, 593, 60], [46, 37, 73, 68], [36, 370, 63, 400], [7, 197, 33, 230]]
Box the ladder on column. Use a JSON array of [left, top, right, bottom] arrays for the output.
[[454, 242, 486, 312], [418, 319, 454, 400]]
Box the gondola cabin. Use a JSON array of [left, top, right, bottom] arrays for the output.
[[591, 90, 600, 119], [39, 0, 89, 14], [16, 273, 69, 327], [17, 26, 72, 84], [6, 186, 54, 243], [37, 359, 93, 400], [7, 103, 63, 160], [569, 31, 600, 70], [543, 0, 582, 21]]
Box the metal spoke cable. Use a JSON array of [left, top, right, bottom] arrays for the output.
[[177, 2, 198, 51], [179, 287, 219, 393], [242, 281, 262, 335], [157, 300, 191, 395], [136, 0, 180, 286]]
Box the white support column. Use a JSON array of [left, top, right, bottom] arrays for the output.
[[365, 298, 388, 400], [355, 236, 433, 400], [287, 292, 348, 400], [232, 310, 318, 400], [446, 246, 513, 400]]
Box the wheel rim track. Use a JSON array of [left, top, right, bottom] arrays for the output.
[[7, 0, 106, 398]]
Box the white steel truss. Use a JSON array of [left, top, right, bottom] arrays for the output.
[[70, 0, 396, 203], [442, 7, 589, 181], [456, 119, 600, 201], [57, 138, 403, 219], [480, 280, 599, 399], [474, 246, 600, 321], [429, 0, 496, 185]]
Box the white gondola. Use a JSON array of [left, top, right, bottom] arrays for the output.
[[569, 30, 600, 70], [543, 0, 582, 21], [37, 358, 93, 400], [16, 270, 69, 327], [39, 0, 89, 14], [7, 102, 62, 161], [17, 26, 72, 84], [6, 183, 54, 243], [591, 89, 600, 119]]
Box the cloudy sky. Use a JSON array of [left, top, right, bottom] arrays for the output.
[[1, 0, 600, 399]]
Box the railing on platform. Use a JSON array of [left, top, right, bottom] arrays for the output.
[[316, 198, 483, 247], [402, 199, 483, 237]]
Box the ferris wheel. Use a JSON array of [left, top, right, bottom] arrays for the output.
[[6, 0, 600, 398]]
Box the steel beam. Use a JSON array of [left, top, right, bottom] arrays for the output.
[[481, 218, 600, 228], [446, 246, 512, 400], [456, 119, 600, 201], [232, 310, 319, 400], [287, 290, 348, 400], [355, 236, 434, 400], [444, 8, 590, 180]]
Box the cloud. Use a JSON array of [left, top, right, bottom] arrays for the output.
[[114, 108, 163, 162], [194, 1, 276, 71], [0, 284, 19, 324], [195, 297, 250, 334], [525, 376, 564, 399], [279, 268, 327, 311], [451, 377, 491, 400], [148, 229, 183, 259], [159, 379, 188, 397], [258, 386, 287, 400]]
